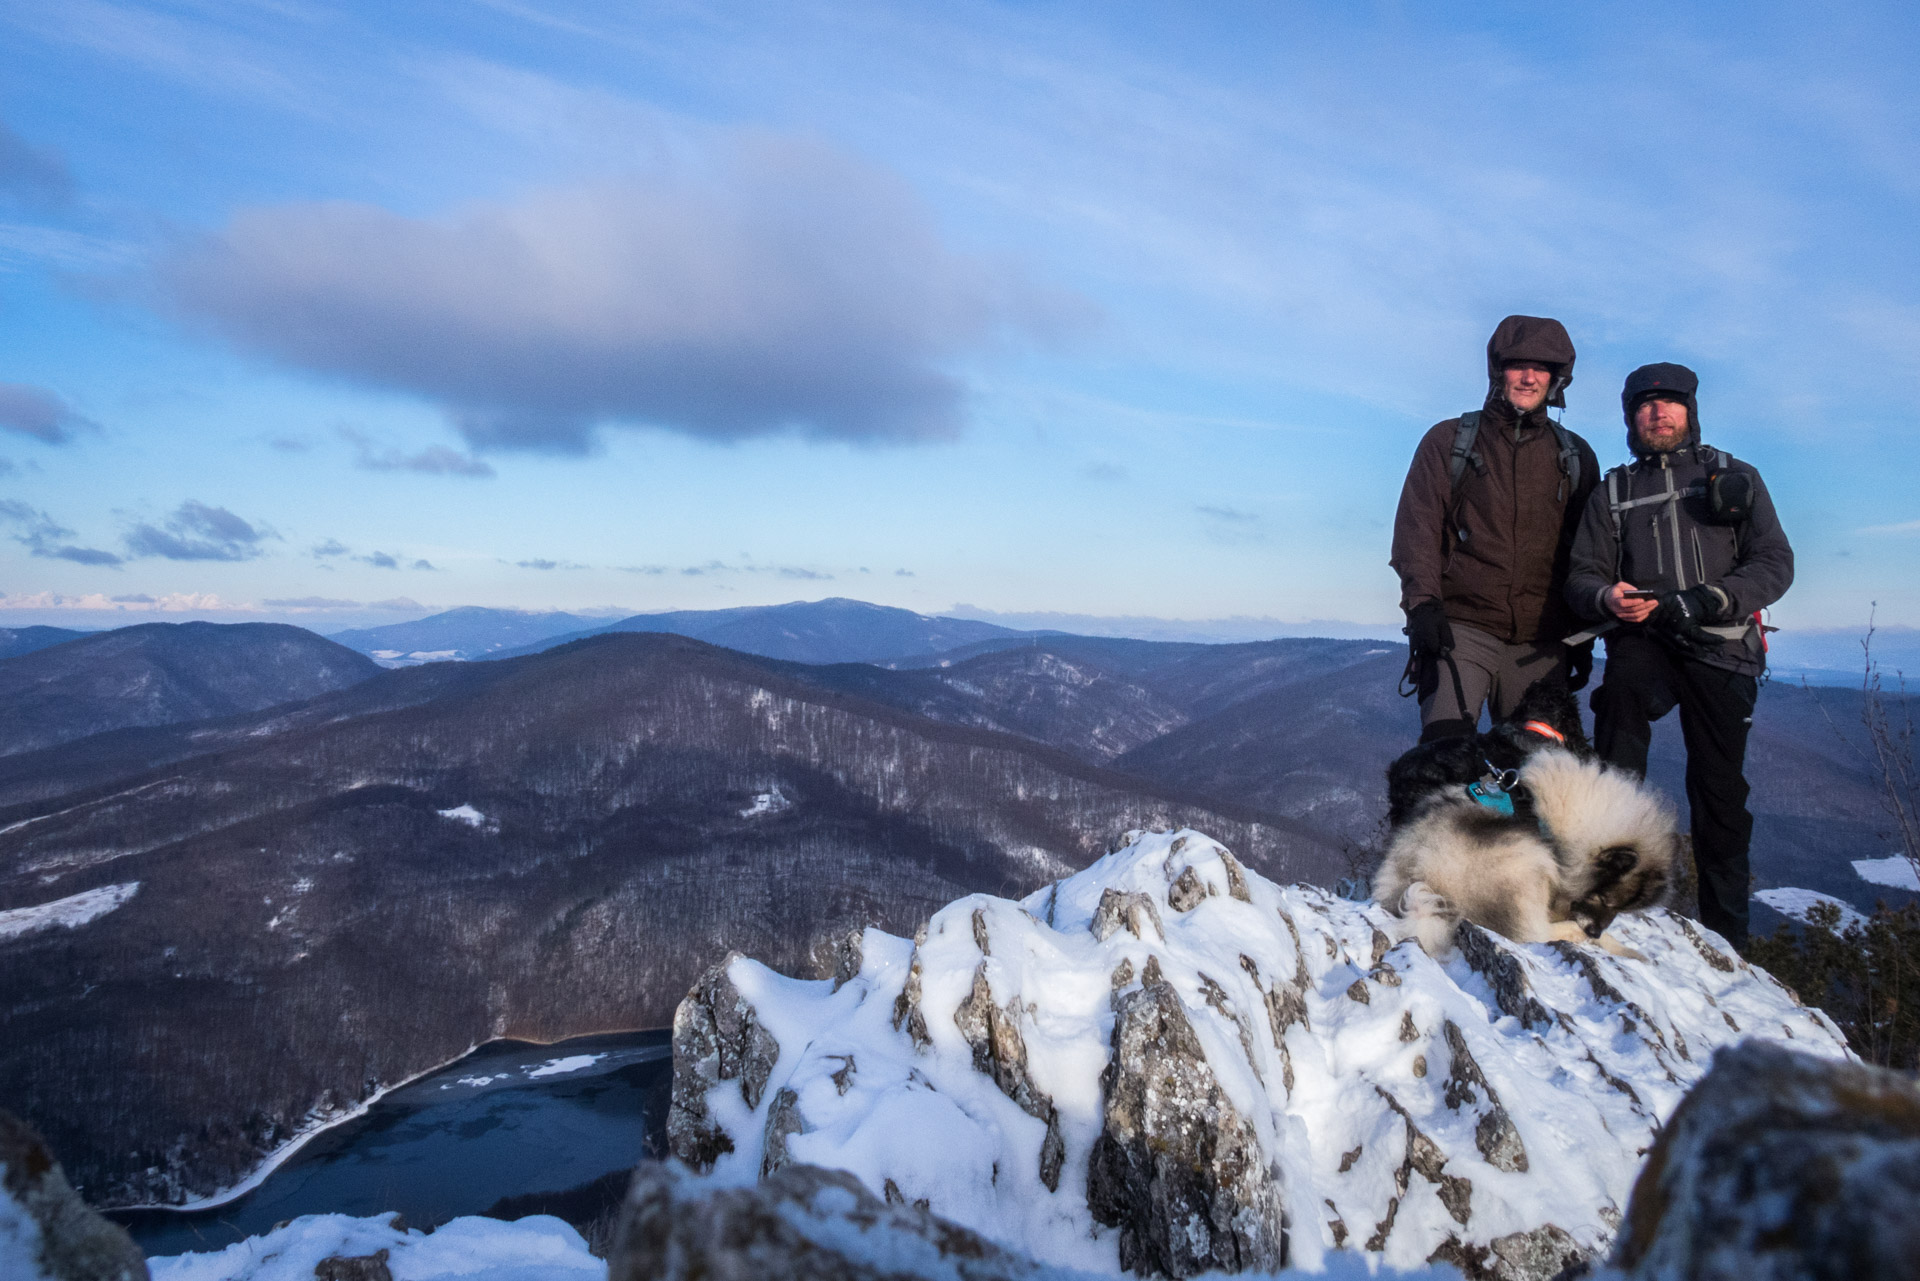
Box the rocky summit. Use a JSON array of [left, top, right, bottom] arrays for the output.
[[665, 827, 1849, 1278]]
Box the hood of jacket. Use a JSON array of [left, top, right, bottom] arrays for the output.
[[1486, 314, 1576, 409]]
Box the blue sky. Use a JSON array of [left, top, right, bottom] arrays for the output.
[[2, 0, 1916, 637]]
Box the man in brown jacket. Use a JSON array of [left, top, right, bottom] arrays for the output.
[[1390, 315, 1600, 741]]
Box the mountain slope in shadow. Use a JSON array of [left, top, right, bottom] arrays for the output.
[[0, 622, 380, 758], [0, 632, 1343, 1208]]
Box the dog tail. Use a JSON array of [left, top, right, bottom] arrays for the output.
[[1397, 880, 1460, 957]]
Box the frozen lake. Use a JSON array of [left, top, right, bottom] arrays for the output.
[[117, 1029, 670, 1259]]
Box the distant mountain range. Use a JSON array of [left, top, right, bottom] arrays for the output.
[[326, 606, 608, 664], [0, 625, 91, 660], [330, 599, 1034, 666], [0, 622, 379, 758]]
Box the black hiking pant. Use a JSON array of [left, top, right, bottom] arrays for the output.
[[1591, 631, 1757, 950]]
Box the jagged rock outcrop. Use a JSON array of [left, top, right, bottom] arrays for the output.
[[0, 1109, 148, 1281], [1609, 1040, 1920, 1279], [665, 828, 1849, 1277], [1087, 956, 1286, 1276], [609, 1161, 1065, 1281], [667, 954, 782, 1173]]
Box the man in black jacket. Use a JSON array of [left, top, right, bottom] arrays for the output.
[[1565, 363, 1795, 952]]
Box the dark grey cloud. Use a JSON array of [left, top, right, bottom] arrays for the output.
[[342, 428, 494, 477], [123, 500, 273, 561], [0, 499, 123, 565], [157, 136, 1082, 453], [0, 382, 94, 444], [0, 121, 74, 209]]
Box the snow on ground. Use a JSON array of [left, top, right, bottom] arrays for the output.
[[690, 828, 1848, 1276], [739, 785, 792, 818], [437, 804, 488, 827], [148, 1213, 601, 1281], [1853, 855, 1920, 891], [0, 882, 139, 943], [526, 1054, 604, 1079], [1754, 888, 1869, 932]]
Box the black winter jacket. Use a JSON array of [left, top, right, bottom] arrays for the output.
[[1565, 444, 1794, 676]]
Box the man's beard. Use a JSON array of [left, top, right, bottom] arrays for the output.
[[1638, 425, 1688, 452]]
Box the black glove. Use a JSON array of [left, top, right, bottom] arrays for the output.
[[1650, 586, 1729, 656], [1651, 585, 1729, 630], [1405, 601, 1454, 658], [1566, 639, 1595, 692]]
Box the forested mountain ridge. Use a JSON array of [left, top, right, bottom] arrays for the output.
[[0, 622, 379, 758], [0, 632, 1343, 1208]]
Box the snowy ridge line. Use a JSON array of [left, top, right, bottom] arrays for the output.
[[669, 827, 1849, 1277]]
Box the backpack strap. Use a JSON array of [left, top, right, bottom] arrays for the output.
[[1447, 411, 1483, 495], [1550, 421, 1581, 498]]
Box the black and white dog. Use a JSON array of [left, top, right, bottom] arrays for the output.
[[1375, 679, 1674, 958]]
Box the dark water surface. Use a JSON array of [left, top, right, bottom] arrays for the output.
[[115, 1030, 671, 1258]]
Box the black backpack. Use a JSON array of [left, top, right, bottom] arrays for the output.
[[1448, 410, 1582, 499], [1445, 411, 1582, 546]]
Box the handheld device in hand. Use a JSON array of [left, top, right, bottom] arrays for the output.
[[1622, 590, 1659, 600]]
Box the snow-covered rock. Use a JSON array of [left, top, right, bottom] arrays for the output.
[[1607, 1039, 1920, 1280], [666, 828, 1850, 1278], [147, 1213, 600, 1281], [607, 1160, 1463, 1281]]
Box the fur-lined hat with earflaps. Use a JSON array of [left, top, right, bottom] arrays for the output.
[[1485, 315, 1576, 408], [1621, 361, 1701, 454]]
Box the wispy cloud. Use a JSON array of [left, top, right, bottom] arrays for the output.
[[1859, 518, 1920, 535], [357, 550, 437, 571], [342, 428, 495, 477], [262, 595, 361, 610], [512, 557, 589, 571], [0, 120, 74, 210], [0, 382, 93, 444], [617, 559, 836, 580], [0, 499, 122, 565], [123, 500, 274, 561]]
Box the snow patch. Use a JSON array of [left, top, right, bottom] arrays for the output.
[[437, 804, 488, 828], [1754, 888, 1868, 932], [739, 785, 792, 819], [1852, 856, 1920, 891], [148, 1212, 601, 1281], [526, 1054, 604, 1079], [0, 882, 139, 943]]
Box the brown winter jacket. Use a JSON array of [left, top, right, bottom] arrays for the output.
[[1390, 394, 1601, 645]]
